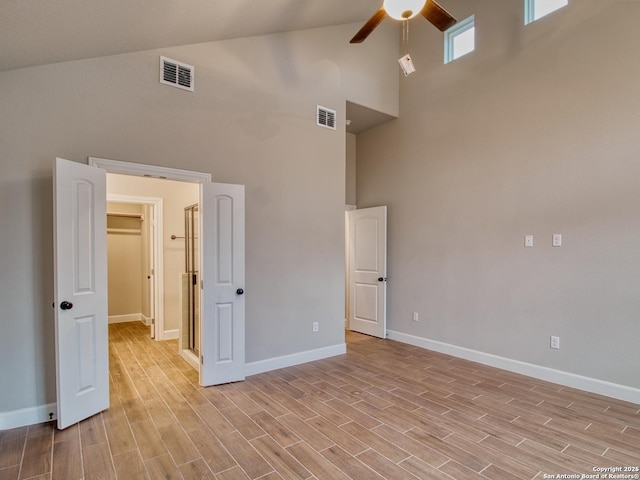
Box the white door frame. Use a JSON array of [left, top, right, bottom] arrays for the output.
[[344, 205, 356, 329], [107, 194, 163, 338], [89, 157, 212, 183], [89, 157, 212, 342]]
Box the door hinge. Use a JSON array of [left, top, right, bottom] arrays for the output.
[[200, 280, 204, 289], [201, 355, 204, 365]]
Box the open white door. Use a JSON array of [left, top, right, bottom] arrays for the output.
[[348, 206, 387, 338], [53, 158, 109, 429], [200, 182, 245, 386]]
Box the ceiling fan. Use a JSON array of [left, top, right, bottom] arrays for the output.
[[350, 0, 457, 44]]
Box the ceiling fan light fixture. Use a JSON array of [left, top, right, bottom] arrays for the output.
[[383, 0, 427, 20]]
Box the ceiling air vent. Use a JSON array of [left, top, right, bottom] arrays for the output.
[[317, 105, 337, 130], [160, 56, 194, 92]]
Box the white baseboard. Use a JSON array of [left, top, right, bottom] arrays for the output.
[[387, 330, 640, 405], [108, 313, 142, 324], [179, 349, 200, 370], [245, 343, 347, 377], [163, 329, 179, 340], [0, 403, 57, 430], [141, 314, 152, 326]]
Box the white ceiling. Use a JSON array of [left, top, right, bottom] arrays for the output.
[[0, 0, 383, 72]]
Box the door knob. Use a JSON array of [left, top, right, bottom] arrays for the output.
[[236, 288, 244, 295], [378, 277, 387, 282], [60, 301, 73, 310]]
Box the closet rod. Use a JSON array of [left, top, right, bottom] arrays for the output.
[[171, 235, 199, 240]]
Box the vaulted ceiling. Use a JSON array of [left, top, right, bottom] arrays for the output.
[[0, 0, 383, 72]]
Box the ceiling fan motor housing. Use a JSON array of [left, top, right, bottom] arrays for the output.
[[383, 0, 427, 20]]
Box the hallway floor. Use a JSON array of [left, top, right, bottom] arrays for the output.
[[0, 322, 639, 479]]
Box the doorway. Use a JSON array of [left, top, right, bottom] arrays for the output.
[[107, 195, 162, 339], [105, 172, 199, 344], [346, 206, 388, 339], [55, 157, 246, 428], [91, 157, 246, 386]]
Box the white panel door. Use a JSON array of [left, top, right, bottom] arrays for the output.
[[348, 206, 387, 338], [200, 182, 245, 386], [53, 158, 109, 429]]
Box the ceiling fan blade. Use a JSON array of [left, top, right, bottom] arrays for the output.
[[350, 7, 387, 44], [420, 0, 457, 32]]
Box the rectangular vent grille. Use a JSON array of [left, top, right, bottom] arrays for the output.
[[160, 56, 194, 92], [317, 105, 337, 130]]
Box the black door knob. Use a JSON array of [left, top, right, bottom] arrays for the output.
[[60, 301, 73, 310], [236, 288, 244, 295], [378, 277, 387, 282]]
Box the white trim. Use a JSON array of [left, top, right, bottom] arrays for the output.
[[141, 314, 152, 326], [245, 343, 347, 377], [107, 194, 164, 340], [89, 157, 211, 183], [0, 403, 57, 430], [524, 0, 568, 25], [444, 15, 475, 64], [180, 348, 200, 370], [163, 329, 179, 340], [108, 313, 143, 324], [387, 330, 640, 405]]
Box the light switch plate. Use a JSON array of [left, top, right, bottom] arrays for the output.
[[552, 234, 562, 247], [525, 235, 534, 247]]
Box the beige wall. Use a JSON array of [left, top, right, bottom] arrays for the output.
[[345, 133, 356, 206], [357, 0, 640, 393], [0, 22, 398, 415], [107, 203, 144, 318]]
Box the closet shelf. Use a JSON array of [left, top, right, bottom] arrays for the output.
[[107, 212, 144, 220]]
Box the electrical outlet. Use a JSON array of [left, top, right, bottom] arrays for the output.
[[550, 336, 560, 350], [412, 312, 419, 323], [312, 322, 319, 333]]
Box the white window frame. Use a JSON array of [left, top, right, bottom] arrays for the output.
[[444, 15, 475, 64], [524, 0, 568, 25]]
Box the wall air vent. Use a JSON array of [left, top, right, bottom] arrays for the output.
[[160, 56, 194, 92], [317, 105, 337, 130]]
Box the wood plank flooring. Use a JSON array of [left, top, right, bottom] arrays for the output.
[[1, 322, 638, 479]]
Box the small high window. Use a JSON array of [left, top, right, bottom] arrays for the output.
[[525, 0, 568, 24], [444, 16, 475, 64]]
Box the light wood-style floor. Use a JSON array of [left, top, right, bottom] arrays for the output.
[[1, 322, 639, 480]]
